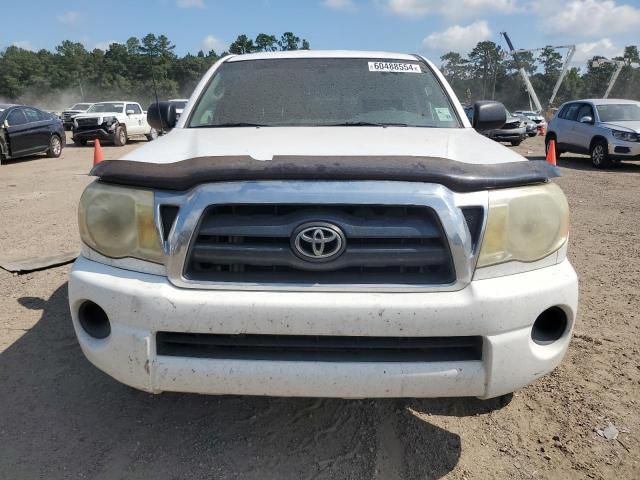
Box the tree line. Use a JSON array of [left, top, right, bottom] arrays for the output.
[[1, 33, 638, 112], [0, 32, 310, 109], [440, 41, 640, 110]]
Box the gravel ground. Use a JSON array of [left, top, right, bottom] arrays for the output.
[[1, 134, 638, 479]]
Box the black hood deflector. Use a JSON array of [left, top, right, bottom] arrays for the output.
[[90, 156, 559, 192]]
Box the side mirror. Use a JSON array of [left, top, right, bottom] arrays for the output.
[[580, 115, 593, 124], [126, 109, 135, 115], [472, 101, 507, 131], [147, 102, 177, 131]]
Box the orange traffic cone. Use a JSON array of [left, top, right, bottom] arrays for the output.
[[93, 139, 104, 166], [546, 139, 557, 166]]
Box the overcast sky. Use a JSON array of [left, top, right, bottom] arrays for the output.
[[4, 0, 640, 66]]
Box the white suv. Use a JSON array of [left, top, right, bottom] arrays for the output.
[[546, 99, 640, 168], [69, 51, 578, 399]]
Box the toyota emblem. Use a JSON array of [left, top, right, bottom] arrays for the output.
[[292, 222, 346, 262]]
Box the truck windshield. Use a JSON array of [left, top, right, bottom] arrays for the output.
[[72, 103, 92, 110], [596, 104, 640, 122], [188, 58, 460, 128], [88, 103, 124, 113]]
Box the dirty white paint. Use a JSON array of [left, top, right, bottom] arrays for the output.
[[68, 256, 577, 398]]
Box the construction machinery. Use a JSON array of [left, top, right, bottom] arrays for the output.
[[591, 58, 640, 98], [500, 32, 576, 112]]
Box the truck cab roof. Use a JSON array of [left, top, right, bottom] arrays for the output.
[[226, 50, 419, 62]]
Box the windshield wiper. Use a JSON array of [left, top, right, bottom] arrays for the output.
[[192, 122, 267, 128]]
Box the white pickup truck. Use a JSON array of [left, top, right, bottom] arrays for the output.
[[72, 101, 157, 146], [70, 51, 578, 400]]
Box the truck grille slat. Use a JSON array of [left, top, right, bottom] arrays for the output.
[[75, 118, 99, 127], [197, 212, 442, 238], [184, 204, 456, 285], [191, 243, 448, 270], [156, 332, 483, 362]]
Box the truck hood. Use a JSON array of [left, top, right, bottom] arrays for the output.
[[600, 121, 640, 133], [123, 127, 527, 165]]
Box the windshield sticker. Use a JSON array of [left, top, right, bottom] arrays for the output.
[[368, 62, 421, 73], [435, 107, 453, 122]]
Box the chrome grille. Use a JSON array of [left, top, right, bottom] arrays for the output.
[[183, 204, 455, 286]]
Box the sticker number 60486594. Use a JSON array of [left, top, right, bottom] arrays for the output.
[[368, 62, 421, 73]]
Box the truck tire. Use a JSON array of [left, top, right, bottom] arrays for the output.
[[590, 140, 611, 169], [113, 126, 127, 146], [145, 128, 159, 141], [0, 139, 6, 165], [46, 135, 63, 158], [510, 140, 522, 147]]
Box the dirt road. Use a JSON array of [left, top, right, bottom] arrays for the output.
[[1, 134, 639, 479]]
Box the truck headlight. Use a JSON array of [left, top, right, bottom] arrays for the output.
[[102, 116, 118, 130], [78, 182, 163, 263], [477, 183, 569, 268]]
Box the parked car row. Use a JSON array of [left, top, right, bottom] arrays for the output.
[[465, 97, 640, 169], [0, 96, 193, 164], [5, 92, 638, 171], [463, 105, 529, 146]]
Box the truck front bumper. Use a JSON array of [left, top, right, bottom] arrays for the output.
[[488, 130, 527, 142], [609, 139, 640, 160], [68, 256, 578, 399], [72, 128, 112, 143]]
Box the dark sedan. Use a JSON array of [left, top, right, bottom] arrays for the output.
[[0, 104, 66, 165]]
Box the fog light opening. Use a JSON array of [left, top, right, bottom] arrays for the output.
[[531, 307, 567, 346], [78, 301, 111, 339]]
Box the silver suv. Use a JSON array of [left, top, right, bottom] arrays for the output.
[[546, 99, 640, 168]]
